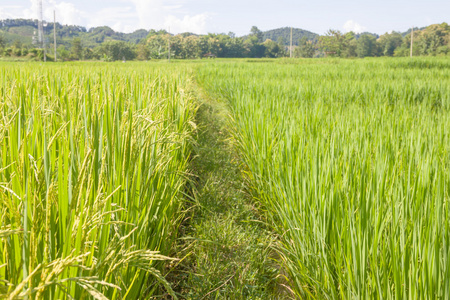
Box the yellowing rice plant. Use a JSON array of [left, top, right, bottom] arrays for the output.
[[0, 62, 196, 299]]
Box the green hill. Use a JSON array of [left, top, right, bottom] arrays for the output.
[[1, 20, 320, 48], [401, 26, 427, 37], [0, 18, 149, 48], [260, 27, 319, 45]]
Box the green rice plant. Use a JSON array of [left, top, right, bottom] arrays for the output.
[[0, 62, 196, 299], [197, 57, 450, 299]]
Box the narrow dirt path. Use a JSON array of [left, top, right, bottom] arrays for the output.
[[172, 89, 287, 299]]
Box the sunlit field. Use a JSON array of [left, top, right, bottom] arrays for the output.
[[2, 57, 450, 299], [0, 62, 196, 299]]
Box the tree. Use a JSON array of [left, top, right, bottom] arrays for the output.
[[82, 47, 93, 60], [71, 38, 82, 60], [13, 40, 22, 49], [244, 36, 265, 58], [263, 39, 282, 58], [206, 34, 221, 57], [96, 41, 136, 61], [136, 43, 149, 60], [277, 36, 287, 57], [378, 32, 403, 56], [181, 35, 199, 58], [356, 34, 377, 58], [319, 30, 349, 57], [394, 23, 450, 57], [341, 32, 357, 57], [0, 34, 6, 49], [415, 24, 449, 56], [57, 45, 70, 61], [295, 36, 315, 58], [146, 34, 169, 59], [223, 36, 247, 58], [217, 34, 232, 57], [244, 27, 266, 58], [197, 35, 209, 58], [395, 32, 419, 57], [250, 26, 263, 43], [12, 40, 22, 56]]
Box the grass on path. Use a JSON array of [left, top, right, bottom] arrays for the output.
[[172, 90, 288, 299]]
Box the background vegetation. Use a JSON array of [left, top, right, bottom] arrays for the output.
[[1, 19, 449, 61]]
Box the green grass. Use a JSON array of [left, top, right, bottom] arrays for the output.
[[0, 61, 197, 299], [197, 57, 450, 299], [172, 89, 285, 299]]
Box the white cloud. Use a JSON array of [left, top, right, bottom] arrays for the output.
[[128, 0, 209, 33], [343, 20, 366, 33], [51, 1, 85, 26], [129, 0, 165, 29], [165, 14, 209, 34], [24, 0, 86, 26], [1, 0, 209, 34], [0, 6, 24, 19], [86, 6, 135, 31]]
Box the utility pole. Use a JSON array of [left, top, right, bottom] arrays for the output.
[[168, 27, 171, 62], [290, 27, 293, 58], [410, 27, 414, 58], [53, 10, 57, 62]]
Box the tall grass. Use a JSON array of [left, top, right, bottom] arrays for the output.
[[0, 62, 196, 299], [198, 58, 450, 299]]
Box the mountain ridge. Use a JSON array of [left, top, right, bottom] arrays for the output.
[[0, 18, 324, 47]]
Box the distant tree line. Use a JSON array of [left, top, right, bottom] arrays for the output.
[[0, 26, 287, 61], [0, 22, 449, 61], [317, 23, 450, 58]]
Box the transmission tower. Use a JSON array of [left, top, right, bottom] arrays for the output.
[[38, 0, 47, 62]]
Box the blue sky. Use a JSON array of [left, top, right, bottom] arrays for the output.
[[0, 0, 449, 36]]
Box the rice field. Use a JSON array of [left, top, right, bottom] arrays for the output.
[[0, 62, 196, 299], [1, 58, 450, 299], [197, 58, 450, 299]]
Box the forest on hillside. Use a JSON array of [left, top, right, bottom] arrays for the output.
[[0, 19, 449, 61]]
